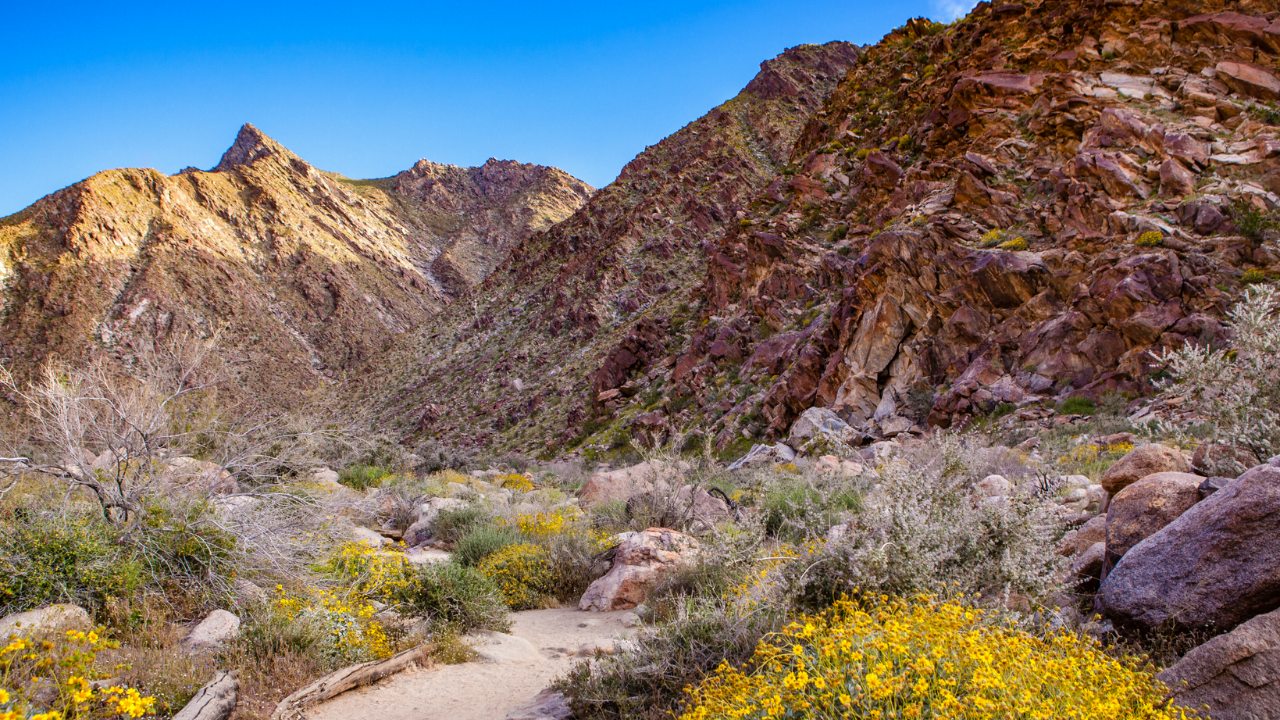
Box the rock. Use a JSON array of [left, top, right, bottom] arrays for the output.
[[1199, 476, 1233, 498], [1099, 461, 1280, 631], [173, 672, 238, 720], [578, 460, 687, 507], [788, 407, 859, 452], [1216, 60, 1280, 100], [814, 454, 864, 476], [1105, 471, 1203, 564], [1085, 485, 1110, 515], [404, 497, 467, 546], [1059, 487, 1090, 513], [1159, 158, 1197, 197], [233, 578, 268, 606], [975, 474, 1011, 498], [1099, 444, 1191, 494], [186, 609, 241, 648], [580, 528, 699, 611], [877, 415, 914, 437], [1058, 514, 1107, 557], [0, 604, 91, 639], [505, 689, 573, 720], [1070, 542, 1107, 589], [158, 457, 238, 495], [351, 526, 388, 548], [309, 468, 341, 486], [727, 443, 796, 470], [1158, 606, 1280, 720]]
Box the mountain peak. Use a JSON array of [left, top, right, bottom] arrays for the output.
[[213, 123, 287, 172]]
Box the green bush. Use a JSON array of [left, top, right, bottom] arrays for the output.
[[396, 563, 510, 633], [0, 509, 141, 616], [431, 506, 488, 545], [1057, 397, 1097, 416], [338, 465, 391, 490], [762, 483, 862, 540], [453, 524, 520, 567]]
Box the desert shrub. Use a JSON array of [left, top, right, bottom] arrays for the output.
[[478, 542, 555, 610], [977, 229, 1007, 248], [430, 505, 488, 545], [648, 525, 765, 617], [395, 563, 509, 633], [541, 532, 609, 603], [319, 542, 412, 600], [998, 236, 1028, 251], [1232, 201, 1279, 243], [1153, 284, 1280, 473], [0, 509, 141, 616], [680, 597, 1192, 720], [1057, 397, 1096, 416], [1135, 230, 1164, 247], [496, 473, 534, 491], [273, 587, 395, 664], [338, 465, 390, 491], [558, 600, 783, 720], [761, 482, 862, 540], [1242, 268, 1269, 284], [453, 525, 520, 567], [1, 629, 157, 719], [784, 437, 1061, 609]]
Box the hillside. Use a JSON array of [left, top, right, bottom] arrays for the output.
[[355, 41, 861, 453], [0, 125, 591, 405], [361, 0, 1280, 458]]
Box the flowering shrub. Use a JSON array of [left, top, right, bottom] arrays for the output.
[[1135, 231, 1164, 247], [274, 587, 393, 664], [1, 630, 157, 719], [998, 236, 1028, 251], [395, 563, 510, 633], [320, 543, 411, 601], [478, 543, 554, 610], [497, 474, 534, 492], [680, 597, 1191, 720], [1242, 268, 1269, 284]]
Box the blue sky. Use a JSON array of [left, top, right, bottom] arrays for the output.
[[0, 0, 976, 215]]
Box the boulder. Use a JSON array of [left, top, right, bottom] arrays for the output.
[[578, 461, 687, 508], [309, 468, 341, 486], [1099, 444, 1191, 494], [727, 443, 796, 470], [813, 455, 864, 477], [1105, 472, 1202, 564], [1216, 60, 1280, 100], [404, 497, 466, 545], [1158, 606, 1280, 720], [158, 457, 239, 495], [1058, 514, 1107, 557], [580, 528, 699, 611], [173, 672, 238, 720], [1070, 542, 1107, 589], [186, 609, 241, 648], [351, 526, 388, 548], [975, 474, 1012, 498], [788, 407, 860, 451], [1099, 461, 1280, 631], [505, 689, 573, 720], [0, 604, 91, 639]]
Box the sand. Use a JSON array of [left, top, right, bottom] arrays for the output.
[[307, 607, 633, 720]]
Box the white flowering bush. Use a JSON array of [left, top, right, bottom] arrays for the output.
[[1153, 284, 1280, 474]]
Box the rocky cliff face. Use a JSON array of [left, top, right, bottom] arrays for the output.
[[564, 0, 1280, 455], [0, 125, 590, 405], [355, 42, 861, 451]]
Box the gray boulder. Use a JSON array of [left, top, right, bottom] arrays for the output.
[[1099, 460, 1280, 631], [1099, 443, 1191, 494], [0, 604, 91, 639], [186, 609, 241, 648], [1158, 606, 1280, 719], [173, 672, 238, 720], [1104, 471, 1202, 564], [505, 689, 572, 720]]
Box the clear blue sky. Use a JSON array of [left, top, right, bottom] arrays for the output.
[[0, 0, 976, 215]]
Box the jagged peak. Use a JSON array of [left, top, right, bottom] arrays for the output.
[[213, 123, 291, 172]]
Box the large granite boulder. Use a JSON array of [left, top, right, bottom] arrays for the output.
[[1099, 444, 1191, 494], [1104, 471, 1202, 564], [1099, 460, 1280, 631], [186, 609, 241, 648], [1158, 606, 1280, 719], [579, 528, 698, 611], [578, 461, 687, 508], [0, 604, 91, 639]]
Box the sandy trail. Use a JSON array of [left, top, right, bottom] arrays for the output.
[[308, 608, 632, 720]]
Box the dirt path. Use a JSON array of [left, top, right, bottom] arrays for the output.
[[307, 608, 633, 720]]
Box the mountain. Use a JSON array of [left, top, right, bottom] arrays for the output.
[[362, 0, 1280, 459], [0, 125, 591, 405], [353, 41, 861, 451]]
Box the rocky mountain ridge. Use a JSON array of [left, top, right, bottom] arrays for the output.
[[516, 0, 1280, 457], [0, 124, 591, 405]]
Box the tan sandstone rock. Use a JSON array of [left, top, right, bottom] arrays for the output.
[[1105, 471, 1202, 564], [1099, 444, 1191, 494], [579, 528, 699, 611]]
